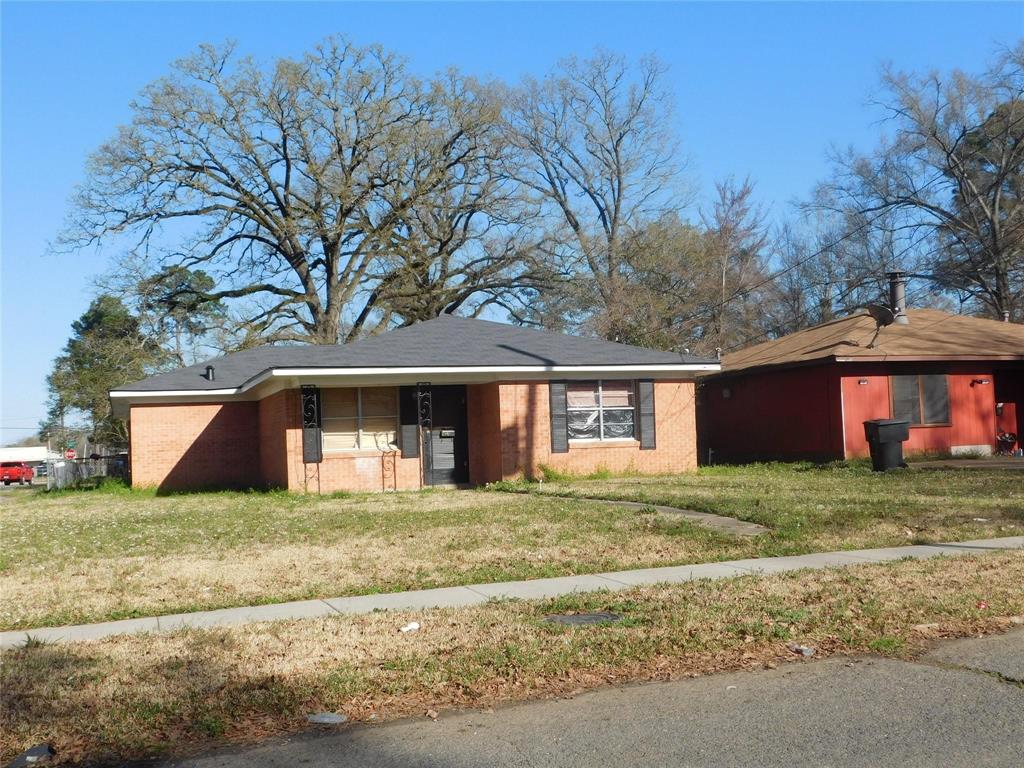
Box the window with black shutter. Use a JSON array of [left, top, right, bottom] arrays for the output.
[[549, 381, 569, 453], [637, 380, 656, 450], [398, 385, 420, 458], [890, 374, 950, 426]]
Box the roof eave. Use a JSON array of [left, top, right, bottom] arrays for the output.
[[111, 362, 722, 400], [832, 354, 1024, 363], [704, 352, 1024, 379]]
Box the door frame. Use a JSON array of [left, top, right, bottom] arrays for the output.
[[418, 384, 469, 486]]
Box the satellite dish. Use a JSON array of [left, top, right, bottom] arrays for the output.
[[866, 304, 896, 328]]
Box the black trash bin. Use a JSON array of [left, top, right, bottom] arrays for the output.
[[863, 419, 910, 471]]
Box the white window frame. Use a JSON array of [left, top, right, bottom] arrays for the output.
[[566, 380, 637, 442], [322, 387, 399, 452]]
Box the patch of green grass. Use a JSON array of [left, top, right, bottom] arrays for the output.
[[192, 712, 226, 738], [38, 476, 139, 496], [867, 636, 905, 654], [537, 463, 573, 482]]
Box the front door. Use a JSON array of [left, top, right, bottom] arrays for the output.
[[422, 385, 469, 485]]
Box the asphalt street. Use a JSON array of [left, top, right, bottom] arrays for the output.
[[169, 628, 1024, 768]]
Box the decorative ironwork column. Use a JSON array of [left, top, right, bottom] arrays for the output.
[[416, 382, 432, 487], [300, 385, 323, 464]]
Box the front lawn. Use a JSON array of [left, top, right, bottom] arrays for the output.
[[510, 462, 1024, 554], [0, 486, 737, 629], [2, 551, 1021, 765], [0, 463, 1020, 630]]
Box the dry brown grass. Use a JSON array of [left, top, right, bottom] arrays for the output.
[[2, 551, 1021, 765], [3, 463, 1021, 629], [1, 489, 740, 629], [2, 527, 734, 629]]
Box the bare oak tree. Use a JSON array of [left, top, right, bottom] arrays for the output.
[[816, 43, 1024, 321], [503, 51, 684, 338], [61, 39, 536, 343], [544, 179, 773, 355]]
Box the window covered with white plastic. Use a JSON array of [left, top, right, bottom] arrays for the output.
[[566, 381, 636, 441]]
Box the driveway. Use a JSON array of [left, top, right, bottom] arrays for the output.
[[168, 629, 1024, 768]]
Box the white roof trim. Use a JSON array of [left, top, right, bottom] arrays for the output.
[[111, 363, 720, 398], [111, 388, 240, 398]]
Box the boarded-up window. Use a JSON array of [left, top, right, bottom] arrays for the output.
[[890, 374, 949, 426], [566, 381, 636, 441], [322, 387, 399, 451]]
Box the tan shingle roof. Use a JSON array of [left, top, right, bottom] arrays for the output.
[[721, 309, 1024, 374]]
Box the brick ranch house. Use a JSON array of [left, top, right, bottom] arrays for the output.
[[698, 308, 1024, 464], [111, 316, 719, 492]]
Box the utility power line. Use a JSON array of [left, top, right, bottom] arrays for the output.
[[658, 211, 895, 336]]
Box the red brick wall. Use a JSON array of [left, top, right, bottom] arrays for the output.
[[483, 380, 698, 481], [131, 379, 700, 492], [264, 388, 422, 493], [258, 390, 291, 488], [129, 402, 261, 490], [467, 383, 503, 484]]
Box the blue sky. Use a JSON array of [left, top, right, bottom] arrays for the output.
[[1, 1, 1018, 443]]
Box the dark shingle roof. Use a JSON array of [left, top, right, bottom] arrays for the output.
[[113, 315, 717, 393]]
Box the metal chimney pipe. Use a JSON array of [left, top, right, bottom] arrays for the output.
[[205, 365, 215, 381], [886, 271, 909, 325]]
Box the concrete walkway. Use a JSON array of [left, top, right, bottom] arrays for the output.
[[580, 497, 768, 536], [495, 490, 770, 536], [2, 536, 1021, 649]]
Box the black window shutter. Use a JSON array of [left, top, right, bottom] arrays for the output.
[[549, 381, 569, 453], [638, 379, 656, 450], [398, 385, 420, 458]]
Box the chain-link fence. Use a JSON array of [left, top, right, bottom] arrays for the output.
[[45, 456, 128, 490]]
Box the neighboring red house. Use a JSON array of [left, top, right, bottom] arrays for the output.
[[699, 309, 1024, 464], [110, 316, 718, 492]]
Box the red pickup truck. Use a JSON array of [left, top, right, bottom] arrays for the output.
[[1, 462, 34, 486]]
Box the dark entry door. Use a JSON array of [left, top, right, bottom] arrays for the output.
[[423, 385, 469, 485]]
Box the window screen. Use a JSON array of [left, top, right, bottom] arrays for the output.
[[920, 374, 950, 425], [891, 375, 921, 425], [566, 381, 636, 440], [890, 374, 949, 426], [322, 387, 399, 451]]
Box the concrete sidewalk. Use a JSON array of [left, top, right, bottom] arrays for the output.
[[2, 536, 1021, 649]]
